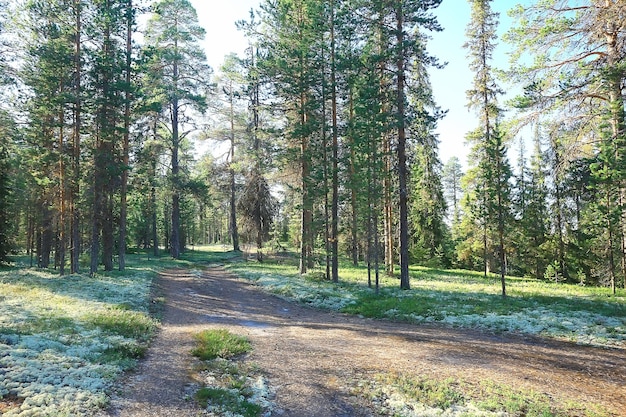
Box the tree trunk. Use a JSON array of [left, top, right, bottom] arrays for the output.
[[102, 192, 114, 271], [170, 64, 181, 259], [40, 201, 53, 268], [151, 184, 158, 256], [90, 179, 101, 275], [379, 7, 394, 277], [119, 0, 132, 271], [396, 4, 410, 290], [58, 109, 66, 275], [101, 10, 114, 272], [330, 0, 339, 283], [228, 81, 240, 252], [70, 0, 81, 274], [496, 133, 506, 297], [605, 15, 626, 289], [299, 125, 311, 274]]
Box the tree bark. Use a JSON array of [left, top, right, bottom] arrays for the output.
[[58, 107, 66, 275], [119, 0, 132, 271], [299, 107, 311, 274], [227, 79, 240, 252], [396, 3, 410, 290], [170, 53, 181, 259], [330, 0, 339, 283], [70, 0, 81, 274]]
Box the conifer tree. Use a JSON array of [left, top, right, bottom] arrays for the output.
[[20, 0, 77, 272], [215, 54, 245, 252], [0, 111, 14, 264], [145, 0, 211, 259], [512, 133, 549, 279], [442, 157, 463, 229], [89, 0, 129, 274], [254, 0, 325, 274], [507, 0, 626, 289], [0, 4, 13, 263], [464, 0, 510, 296]]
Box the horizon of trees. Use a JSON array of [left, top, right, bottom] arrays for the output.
[[0, 0, 624, 293]]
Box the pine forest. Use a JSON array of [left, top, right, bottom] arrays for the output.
[[1, 0, 626, 295], [2, 1, 626, 416]]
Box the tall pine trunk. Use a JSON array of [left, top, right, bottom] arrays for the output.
[[299, 100, 311, 274], [119, 0, 132, 271], [58, 108, 66, 275], [70, 0, 81, 274], [330, 0, 339, 283], [170, 58, 181, 259], [395, 3, 410, 290], [228, 83, 240, 252]]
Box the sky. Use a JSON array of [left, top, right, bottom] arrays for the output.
[[188, 0, 515, 168]]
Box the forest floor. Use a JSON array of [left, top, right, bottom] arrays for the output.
[[101, 266, 626, 417]]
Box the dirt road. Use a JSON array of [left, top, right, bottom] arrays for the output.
[[104, 267, 626, 416]]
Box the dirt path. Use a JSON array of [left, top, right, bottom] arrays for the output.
[[104, 267, 626, 417]]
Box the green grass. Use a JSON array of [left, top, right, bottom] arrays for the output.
[[354, 373, 609, 417], [192, 329, 253, 360], [85, 308, 157, 341], [195, 387, 262, 417], [191, 328, 268, 416], [223, 248, 625, 346]]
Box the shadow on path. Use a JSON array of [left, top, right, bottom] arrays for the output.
[[105, 267, 626, 417]]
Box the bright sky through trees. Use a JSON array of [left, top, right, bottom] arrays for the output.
[[189, 0, 513, 167]]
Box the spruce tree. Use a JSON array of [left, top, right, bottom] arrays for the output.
[[442, 157, 463, 229], [464, 0, 510, 296]]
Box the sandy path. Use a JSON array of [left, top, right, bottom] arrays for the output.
[[103, 267, 626, 417]]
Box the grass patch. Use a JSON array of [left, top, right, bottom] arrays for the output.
[[192, 329, 252, 360], [191, 329, 273, 416], [378, 374, 464, 409], [353, 373, 610, 417], [85, 308, 157, 341], [195, 387, 262, 417]]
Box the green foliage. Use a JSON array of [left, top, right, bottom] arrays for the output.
[[237, 170, 277, 252], [192, 329, 252, 360], [409, 132, 449, 268]]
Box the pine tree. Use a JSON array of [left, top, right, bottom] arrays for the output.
[[118, 0, 135, 271], [507, 0, 626, 289], [254, 0, 326, 274], [145, 0, 211, 259], [408, 41, 447, 267], [0, 4, 13, 263], [215, 53, 245, 252], [89, 0, 129, 274], [20, 0, 77, 272]]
